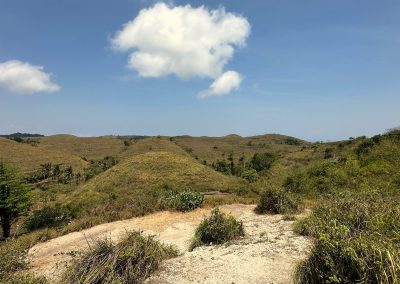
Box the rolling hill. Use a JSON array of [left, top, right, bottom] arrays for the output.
[[0, 137, 87, 172]]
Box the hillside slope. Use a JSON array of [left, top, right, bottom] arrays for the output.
[[173, 134, 307, 164], [68, 151, 246, 216], [0, 138, 87, 172], [37, 135, 127, 160]]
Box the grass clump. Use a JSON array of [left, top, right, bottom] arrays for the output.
[[0, 229, 60, 282], [190, 208, 244, 251], [294, 193, 400, 284], [255, 187, 299, 214], [168, 191, 204, 212], [1, 273, 47, 284], [61, 231, 177, 284]]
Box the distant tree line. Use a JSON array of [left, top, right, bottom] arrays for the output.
[[0, 132, 44, 138], [26, 163, 77, 184], [26, 156, 119, 185], [212, 152, 277, 182]]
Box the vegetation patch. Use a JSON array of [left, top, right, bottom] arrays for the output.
[[83, 156, 118, 181], [61, 231, 177, 284], [0, 162, 33, 238], [168, 191, 204, 212], [190, 208, 244, 251], [255, 187, 299, 214], [1, 273, 47, 284], [294, 193, 400, 284], [23, 204, 73, 232]]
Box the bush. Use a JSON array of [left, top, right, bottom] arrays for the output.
[[248, 152, 276, 172], [190, 208, 244, 250], [355, 139, 375, 157], [23, 205, 72, 231], [294, 193, 400, 284], [168, 191, 204, 212], [241, 168, 258, 182], [212, 159, 232, 175], [324, 147, 334, 159], [295, 223, 400, 284], [61, 231, 177, 284], [255, 187, 299, 214]]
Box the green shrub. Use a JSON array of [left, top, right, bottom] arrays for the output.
[[212, 159, 232, 175], [248, 152, 276, 172], [61, 231, 177, 284], [294, 193, 400, 284], [168, 191, 204, 212], [295, 223, 400, 284], [355, 139, 375, 157], [324, 147, 334, 159], [240, 168, 258, 182], [190, 208, 244, 250], [255, 187, 299, 214], [23, 205, 72, 231]]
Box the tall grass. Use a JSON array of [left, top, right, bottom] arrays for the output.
[[294, 192, 400, 284], [190, 208, 244, 251], [254, 186, 299, 214], [61, 231, 177, 284]]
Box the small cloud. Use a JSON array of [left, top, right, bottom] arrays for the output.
[[198, 71, 242, 98], [0, 60, 60, 95], [111, 2, 250, 97]]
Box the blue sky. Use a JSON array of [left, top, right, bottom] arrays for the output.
[[0, 0, 399, 141]]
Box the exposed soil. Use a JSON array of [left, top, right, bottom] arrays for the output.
[[28, 204, 311, 283]]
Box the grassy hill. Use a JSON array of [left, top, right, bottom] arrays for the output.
[[124, 137, 189, 156], [0, 138, 87, 172], [173, 134, 307, 164], [36, 135, 127, 161], [68, 151, 247, 218]]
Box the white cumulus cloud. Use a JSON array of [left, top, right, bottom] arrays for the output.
[[198, 71, 242, 98], [111, 2, 250, 97], [0, 60, 60, 95]]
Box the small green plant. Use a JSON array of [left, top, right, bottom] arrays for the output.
[[61, 231, 177, 284], [255, 187, 299, 214], [190, 208, 244, 250], [168, 191, 204, 212]]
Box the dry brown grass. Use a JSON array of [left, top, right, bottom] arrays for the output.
[[37, 135, 127, 160], [173, 134, 306, 164], [0, 138, 87, 172]]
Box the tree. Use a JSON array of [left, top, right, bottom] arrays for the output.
[[248, 152, 276, 172], [0, 162, 32, 238]]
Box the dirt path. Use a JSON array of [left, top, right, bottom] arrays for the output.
[[28, 204, 311, 283]]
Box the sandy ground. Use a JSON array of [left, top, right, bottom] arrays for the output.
[[28, 204, 311, 283]]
